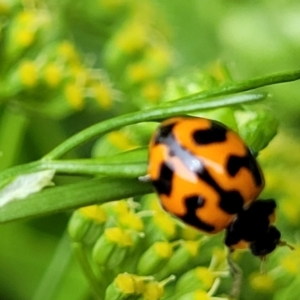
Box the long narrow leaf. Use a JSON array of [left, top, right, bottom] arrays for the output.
[[0, 177, 153, 223]]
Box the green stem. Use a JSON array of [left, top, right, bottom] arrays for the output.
[[44, 92, 266, 160], [0, 159, 147, 190], [72, 242, 103, 300], [32, 231, 72, 300], [167, 69, 300, 105], [43, 160, 147, 177]]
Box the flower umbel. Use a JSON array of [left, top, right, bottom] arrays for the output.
[[68, 198, 230, 299]]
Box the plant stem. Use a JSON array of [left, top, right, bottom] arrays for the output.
[[168, 69, 300, 105], [72, 242, 104, 300], [0, 161, 146, 192], [42, 160, 147, 178], [32, 231, 72, 300], [44, 92, 266, 160]]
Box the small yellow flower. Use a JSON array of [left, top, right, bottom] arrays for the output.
[[280, 248, 300, 275], [142, 81, 162, 103], [153, 241, 173, 258], [110, 200, 130, 215], [44, 63, 62, 87], [153, 212, 176, 238], [115, 22, 147, 54], [193, 290, 210, 300], [17, 11, 36, 24], [64, 83, 84, 110], [14, 10, 50, 48], [119, 212, 144, 231], [105, 273, 147, 300], [180, 225, 201, 241], [92, 82, 113, 109], [249, 272, 274, 291], [145, 45, 172, 74], [142, 281, 164, 300], [127, 62, 152, 83], [105, 227, 133, 247], [143, 194, 164, 213], [115, 273, 136, 294], [184, 240, 200, 257], [58, 41, 80, 63], [195, 267, 215, 290], [79, 205, 106, 223], [107, 131, 137, 151], [19, 60, 38, 87], [16, 29, 35, 47]]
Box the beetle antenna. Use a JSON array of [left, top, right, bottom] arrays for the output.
[[278, 240, 295, 251]]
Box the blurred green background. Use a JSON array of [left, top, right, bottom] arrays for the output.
[[1, 0, 300, 299]]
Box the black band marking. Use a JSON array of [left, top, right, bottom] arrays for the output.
[[227, 149, 263, 187], [180, 195, 215, 232], [152, 162, 173, 196], [192, 122, 227, 145], [154, 123, 177, 145], [196, 168, 244, 214]]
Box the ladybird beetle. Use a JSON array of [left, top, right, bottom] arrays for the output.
[[147, 116, 291, 258], [148, 116, 264, 234]]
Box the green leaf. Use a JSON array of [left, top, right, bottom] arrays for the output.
[[0, 177, 153, 223]]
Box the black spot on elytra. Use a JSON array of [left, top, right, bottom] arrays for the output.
[[156, 124, 206, 174], [154, 123, 176, 145], [180, 195, 215, 232], [219, 190, 245, 214], [192, 122, 227, 145], [227, 149, 263, 186], [152, 162, 174, 196], [185, 195, 205, 208], [196, 168, 244, 215]]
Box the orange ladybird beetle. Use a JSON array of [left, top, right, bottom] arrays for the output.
[[148, 116, 291, 258]]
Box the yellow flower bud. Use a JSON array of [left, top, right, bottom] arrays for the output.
[[107, 131, 138, 151], [44, 63, 62, 87], [249, 272, 274, 291], [19, 60, 38, 88], [58, 41, 80, 63], [119, 212, 144, 231], [79, 205, 106, 223], [64, 83, 84, 110], [137, 241, 173, 275], [142, 81, 162, 103], [92, 83, 113, 109], [142, 281, 164, 300]]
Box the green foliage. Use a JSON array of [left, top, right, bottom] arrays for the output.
[[1, 1, 300, 300]]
